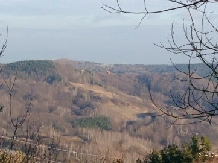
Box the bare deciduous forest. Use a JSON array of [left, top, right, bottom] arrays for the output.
[[1, 0, 218, 162], [1, 59, 218, 162]]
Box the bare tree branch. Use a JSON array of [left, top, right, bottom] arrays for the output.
[[102, 0, 218, 124]]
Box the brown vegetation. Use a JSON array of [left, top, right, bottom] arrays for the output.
[[1, 60, 218, 162]]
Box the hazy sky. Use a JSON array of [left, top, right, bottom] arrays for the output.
[[0, 0, 216, 64]]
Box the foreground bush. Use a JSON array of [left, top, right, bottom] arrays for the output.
[[136, 135, 213, 163], [0, 150, 25, 163]]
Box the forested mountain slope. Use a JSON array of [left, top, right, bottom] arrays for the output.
[[0, 59, 217, 162]]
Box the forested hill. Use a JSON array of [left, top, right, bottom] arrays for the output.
[[4, 59, 209, 75], [108, 63, 211, 77], [0, 59, 217, 162], [55, 59, 210, 76]]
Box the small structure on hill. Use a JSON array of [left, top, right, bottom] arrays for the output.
[[106, 70, 111, 74]]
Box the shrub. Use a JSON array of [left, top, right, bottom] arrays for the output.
[[71, 116, 112, 131]]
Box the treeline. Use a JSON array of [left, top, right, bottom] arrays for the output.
[[2, 60, 62, 84], [102, 63, 211, 76], [4, 60, 55, 75]]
